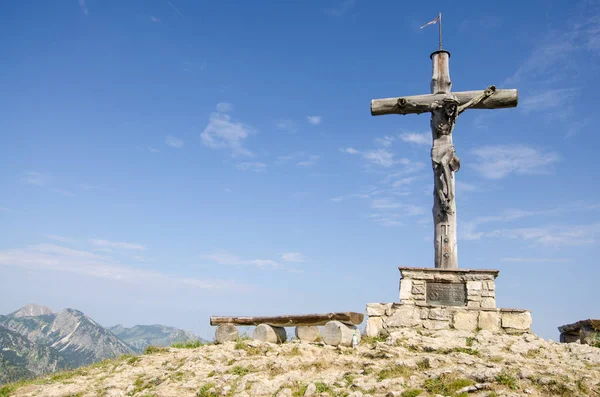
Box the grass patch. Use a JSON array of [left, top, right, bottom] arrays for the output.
[[196, 382, 218, 397], [343, 373, 355, 387], [291, 383, 308, 397], [286, 346, 301, 356], [144, 345, 169, 354], [576, 377, 590, 394], [377, 365, 413, 381], [314, 382, 332, 393], [172, 340, 204, 349], [416, 359, 430, 371], [423, 373, 474, 395], [228, 365, 250, 376], [438, 347, 480, 356], [465, 337, 475, 347], [489, 356, 504, 363], [495, 371, 518, 390], [127, 356, 141, 365], [401, 389, 423, 397], [523, 348, 542, 358]]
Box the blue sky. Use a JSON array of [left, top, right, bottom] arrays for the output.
[[1, 0, 598, 340]]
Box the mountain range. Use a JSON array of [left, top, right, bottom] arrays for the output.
[[0, 304, 202, 385]]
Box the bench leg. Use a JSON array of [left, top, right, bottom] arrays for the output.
[[253, 324, 287, 344], [295, 326, 320, 342], [215, 324, 238, 344]]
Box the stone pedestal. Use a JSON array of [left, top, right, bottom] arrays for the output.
[[366, 267, 532, 336]]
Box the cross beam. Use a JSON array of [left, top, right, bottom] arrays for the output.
[[370, 50, 518, 269]]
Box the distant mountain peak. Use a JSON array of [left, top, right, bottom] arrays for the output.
[[10, 304, 54, 318]]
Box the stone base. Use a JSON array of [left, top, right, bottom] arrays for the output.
[[366, 302, 532, 336], [398, 267, 498, 309]]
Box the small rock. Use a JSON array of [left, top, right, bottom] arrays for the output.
[[518, 368, 533, 379], [276, 388, 292, 397], [524, 389, 533, 394], [456, 385, 478, 393], [304, 383, 317, 396], [537, 377, 552, 385], [348, 392, 363, 397]]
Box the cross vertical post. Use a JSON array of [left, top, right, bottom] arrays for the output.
[[370, 50, 518, 269]]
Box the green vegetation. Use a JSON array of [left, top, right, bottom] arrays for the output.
[[423, 373, 474, 395], [196, 382, 217, 397], [127, 356, 141, 365], [342, 373, 355, 387], [314, 382, 333, 393], [0, 383, 18, 397], [494, 371, 518, 390], [437, 347, 480, 356], [360, 335, 387, 346], [291, 383, 308, 397], [416, 359, 430, 370], [377, 365, 413, 381], [228, 365, 250, 376], [171, 340, 204, 349], [401, 389, 423, 397], [465, 337, 475, 347], [286, 346, 301, 356], [144, 345, 169, 354]]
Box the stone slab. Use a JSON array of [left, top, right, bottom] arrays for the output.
[[426, 282, 467, 306]]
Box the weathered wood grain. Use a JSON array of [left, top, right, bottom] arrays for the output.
[[370, 89, 518, 116], [295, 326, 321, 342], [252, 324, 287, 344], [210, 312, 364, 327], [215, 324, 238, 344], [321, 321, 359, 347]]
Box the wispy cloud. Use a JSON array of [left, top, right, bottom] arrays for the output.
[[520, 88, 578, 114], [296, 155, 320, 167], [165, 135, 184, 149], [22, 171, 46, 186], [324, 0, 355, 17], [47, 235, 75, 244], [399, 132, 430, 146], [203, 251, 279, 269], [486, 224, 600, 246], [462, 202, 600, 241], [0, 243, 235, 290], [471, 145, 560, 179], [79, 0, 88, 15], [340, 147, 360, 155], [51, 188, 75, 197], [375, 135, 395, 147], [167, 0, 184, 18], [307, 116, 322, 126], [89, 239, 146, 251], [0, 207, 10, 213], [505, 12, 600, 86], [216, 102, 233, 113], [363, 149, 407, 168], [150, 16, 161, 23], [201, 103, 254, 157], [281, 252, 305, 263], [371, 198, 424, 215], [237, 162, 267, 172], [275, 119, 297, 133], [501, 257, 572, 264]]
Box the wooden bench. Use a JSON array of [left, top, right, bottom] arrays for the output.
[[210, 312, 364, 346]]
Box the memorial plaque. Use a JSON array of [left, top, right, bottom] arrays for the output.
[[426, 282, 466, 306]]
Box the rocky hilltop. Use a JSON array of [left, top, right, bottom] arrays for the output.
[[2, 328, 599, 397]]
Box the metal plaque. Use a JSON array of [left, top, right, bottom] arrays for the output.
[[426, 282, 466, 306]]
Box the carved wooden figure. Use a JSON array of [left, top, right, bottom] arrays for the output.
[[371, 50, 518, 269]]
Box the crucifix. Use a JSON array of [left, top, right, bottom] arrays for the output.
[[370, 15, 518, 269]]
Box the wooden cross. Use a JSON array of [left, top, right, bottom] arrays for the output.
[[370, 50, 518, 269]]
